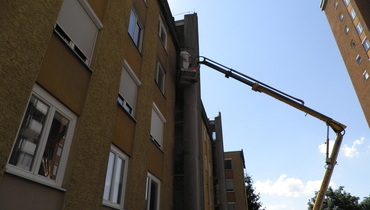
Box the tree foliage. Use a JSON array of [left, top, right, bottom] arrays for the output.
[[308, 186, 369, 210], [359, 195, 370, 210], [245, 174, 265, 210]]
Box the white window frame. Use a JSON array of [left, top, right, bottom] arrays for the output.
[[356, 22, 363, 35], [356, 55, 362, 64], [363, 70, 369, 80], [150, 103, 166, 148], [344, 25, 350, 34], [118, 60, 141, 117], [145, 172, 161, 210], [55, 0, 103, 66], [362, 37, 370, 51], [155, 60, 166, 94], [6, 84, 76, 189], [158, 16, 168, 50], [339, 13, 344, 21], [103, 145, 129, 209], [128, 9, 144, 50], [350, 8, 356, 20]]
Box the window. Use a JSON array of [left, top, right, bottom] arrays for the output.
[[334, 1, 339, 8], [55, 0, 103, 65], [345, 25, 350, 34], [225, 159, 232, 170], [155, 60, 165, 93], [118, 60, 141, 116], [356, 22, 363, 35], [227, 203, 236, 210], [150, 103, 166, 148], [350, 8, 356, 20], [356, 55, 362, 64], [158, 17, 167, 49], [7, 85, 76, 187], [350, 40, 356, 49], [226, 179, 234, 192], [362, 38, 370, 51], [145, 173, 160, 210], [128, 9, 143, 49], [103, 145, 129, 209], [363, 70, 369, 80], [339, 13, 344, 21], [344, 0, 350, 6]]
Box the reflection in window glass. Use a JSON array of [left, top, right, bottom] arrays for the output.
[[103, 146, 128, 208], [356, 22, 363, 35], [128, 10, 142, 47], [38, 112, 69, 180], [9, 96, 50, 171], [103, 152, 115, 200]]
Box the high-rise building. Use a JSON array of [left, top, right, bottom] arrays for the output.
[[320, 0, 370, 127], [224, 151, 249, 210]]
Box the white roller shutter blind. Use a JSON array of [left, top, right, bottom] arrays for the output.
[[150, 104, 165, 147], [57, 0, 98, 60], [119, 69, 137, 109]]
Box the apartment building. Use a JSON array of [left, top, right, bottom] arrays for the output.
[[224, 151, 249, 210], [320, 0, 370, 127], [0, 0, 247, 209], [0, 0, 180, 209]]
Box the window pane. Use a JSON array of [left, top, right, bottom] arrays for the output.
[[363, 39, 370, 51], [112, 157, 124, 204], [128, 10, 141, 46], [9, 96, 50, 171], [149, 180, 158, 210], [38, 111, 70, 180], [103, 152, 115, 201], [225, 159, 232, 169], [156, 63, 165, 92], [356, 22, 363, 35], [128, 11, 136, 40], [350, 8, 356, 20]]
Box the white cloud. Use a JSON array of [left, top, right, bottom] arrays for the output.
[[342, 137, 365, 158], [254, 174, 334, 198], [318, 140, 334, 156], [318, 137, 366, 158], [265, 204, 288, 210]]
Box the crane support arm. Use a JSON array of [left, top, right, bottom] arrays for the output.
[[313, 132, 343, 210], [198, 56, 346, 133]]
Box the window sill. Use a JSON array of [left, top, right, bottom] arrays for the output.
[[150, 136, 164, 153], [5, 165, 66, 192], [103, 200, 125, 210]]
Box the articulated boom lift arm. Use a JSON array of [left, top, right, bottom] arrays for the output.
[[197, 56, 346, 210]]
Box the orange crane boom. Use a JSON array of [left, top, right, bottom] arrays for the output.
[[197, 56, 346, 210]]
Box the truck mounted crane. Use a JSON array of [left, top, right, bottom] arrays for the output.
[[182, 55, 347, 210]]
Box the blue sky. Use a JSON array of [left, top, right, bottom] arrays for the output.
[[168, 0, 370, 209]]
